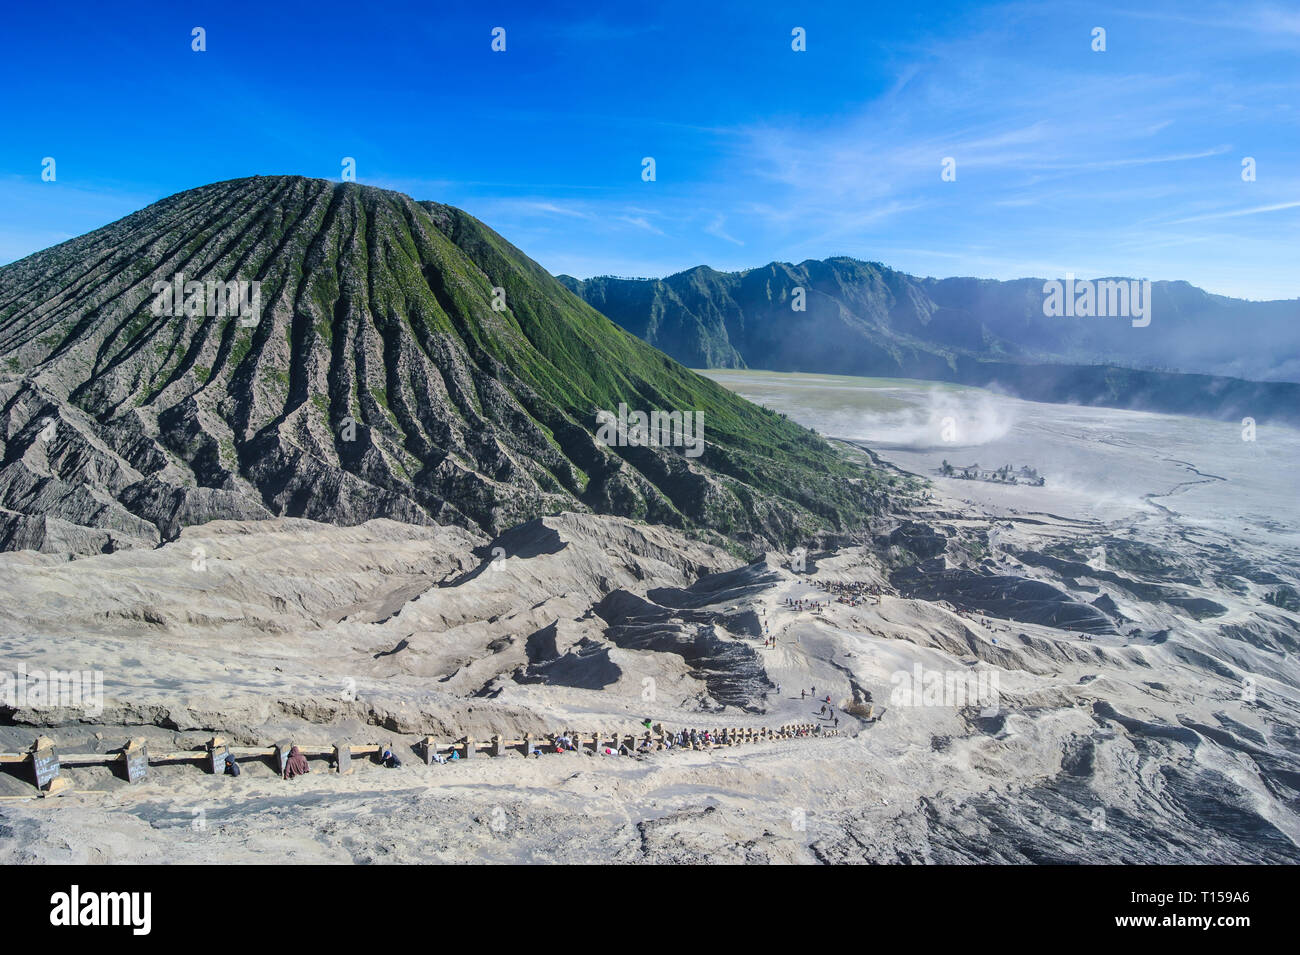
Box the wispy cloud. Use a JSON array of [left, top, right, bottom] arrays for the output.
[[617, 215, 667, 236], [510, 200, 595, 220], [1166, 200, 1300, 224], [705, 216, 744, 245]]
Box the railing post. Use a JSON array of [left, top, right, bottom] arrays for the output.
[[208, 736, 228, 775], [31, 736, 67, 796], [274, 738, 294, 774], [333, 740, 352, 775], [123, 738, 148, 784]]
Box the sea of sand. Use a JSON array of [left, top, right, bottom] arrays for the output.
[[1, 373, 1297, 864]]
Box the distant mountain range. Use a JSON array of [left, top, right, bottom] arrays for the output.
[[0, 177, 886, 555], [560, 259, 1300, 426]]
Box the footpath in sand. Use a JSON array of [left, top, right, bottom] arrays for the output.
[[2, 480, 1298, 862]]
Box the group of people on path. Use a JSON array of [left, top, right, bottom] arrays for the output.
[[819, 579, 884, 608], [796, 687, 841, 728], [783, 581, 885, 613], [784, 596, 828, 612]]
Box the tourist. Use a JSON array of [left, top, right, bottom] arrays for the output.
[[283, 745, 309, 779]]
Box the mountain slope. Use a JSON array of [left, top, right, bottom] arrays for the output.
[[0, 177, 886, 555], [561, 259, 1300, 425]]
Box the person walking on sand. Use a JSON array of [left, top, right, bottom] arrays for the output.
[[801, 689, 806, 700]]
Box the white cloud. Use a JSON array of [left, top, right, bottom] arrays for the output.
[[704, 216, 744, 246], [1165, 200, 1300, 224]]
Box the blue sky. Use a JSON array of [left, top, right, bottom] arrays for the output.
[[2, 0, 1297, 298]]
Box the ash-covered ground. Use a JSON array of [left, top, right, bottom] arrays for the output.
[[2, 378, 1297, 863]]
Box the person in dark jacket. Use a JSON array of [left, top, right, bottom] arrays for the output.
[[283, 745, 309, 779]]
